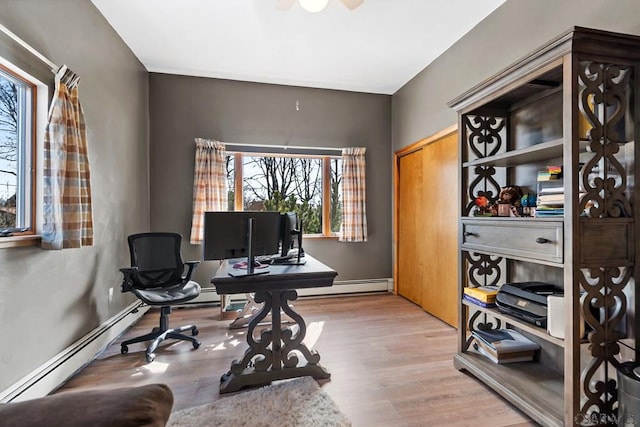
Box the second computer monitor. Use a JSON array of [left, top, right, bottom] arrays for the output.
[[280, 212, 298, 257]]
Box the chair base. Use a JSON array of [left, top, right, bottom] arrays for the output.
[[121, 306, 200, 362]]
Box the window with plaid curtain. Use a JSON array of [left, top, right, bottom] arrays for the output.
[[339, 147, 367, 242], [190, 138, 228, 244], [42, 65, 93, 249]]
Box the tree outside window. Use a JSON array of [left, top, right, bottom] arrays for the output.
[[226, 152, 341, 236], [0, 65, 33, 232]]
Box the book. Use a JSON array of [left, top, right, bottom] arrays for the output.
[[537, 166, 563, 181], [462, 294, 496, 308], [537, 194, 564, 204], [472, 328, 540, 354], [538, 186, 565, 195], [463, 285, 499, 303], [473, 342, 535, 364]]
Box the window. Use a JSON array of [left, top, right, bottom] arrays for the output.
[[0, 63, 35, 234], [226, 152, 341, 236]]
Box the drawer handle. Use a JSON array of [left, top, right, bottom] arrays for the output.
[[536, 237, 550, 244], [464, 232, 476, 237]]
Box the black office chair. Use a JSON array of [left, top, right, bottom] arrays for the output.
[[119, 232, 201, 362]]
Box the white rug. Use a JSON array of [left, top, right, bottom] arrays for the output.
[[167, 377, 351, 427]]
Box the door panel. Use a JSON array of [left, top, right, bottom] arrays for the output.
[[422, 132, 458, 327], [397, 149, 424, 306]]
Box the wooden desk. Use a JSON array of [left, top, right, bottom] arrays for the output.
[[212, 255, 337, 394]]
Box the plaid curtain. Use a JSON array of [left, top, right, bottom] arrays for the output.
[[42, 65, 93, 249], [190, 138, 228, 244], [339, 147, 367, 242]]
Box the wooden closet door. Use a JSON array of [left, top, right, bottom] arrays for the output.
[[397, 148, 425, 306], [421, 132, 458, 327]]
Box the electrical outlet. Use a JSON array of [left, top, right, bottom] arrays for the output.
[[108, 287, 114, 305]]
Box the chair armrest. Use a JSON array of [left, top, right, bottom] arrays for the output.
[[182, 261, 200, 282], [120, 267, 138, 292]]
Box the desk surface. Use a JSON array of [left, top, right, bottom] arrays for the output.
[[211, 254, 337, 295]]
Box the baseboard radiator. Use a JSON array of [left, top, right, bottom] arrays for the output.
[[0, 278, 392, 402], [188, 278, 393, 304]]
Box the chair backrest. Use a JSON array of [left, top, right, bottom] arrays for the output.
[[127, 233, 185, 289]]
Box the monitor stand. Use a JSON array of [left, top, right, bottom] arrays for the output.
[[228, 218, 270, 277]]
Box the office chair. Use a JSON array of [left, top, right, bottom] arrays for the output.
[[119, 232, 201, 362]]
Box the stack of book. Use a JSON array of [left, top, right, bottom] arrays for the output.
[[463, 285, 499, 308], [536, 166, 564, 217], [472, 328, 540, 364]]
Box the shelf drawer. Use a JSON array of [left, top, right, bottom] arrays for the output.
[[461, 219, 563, 264]]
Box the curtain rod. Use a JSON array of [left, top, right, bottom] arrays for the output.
[[0, 23, 58, 72], [221, 141, 344, 153]]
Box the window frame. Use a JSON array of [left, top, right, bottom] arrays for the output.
[[0, 62, 37, 238], [229, 151, 340, 238]]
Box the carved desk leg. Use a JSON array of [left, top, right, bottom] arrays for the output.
[[219, 289, 330, 394], [228, 292, 295, 329]]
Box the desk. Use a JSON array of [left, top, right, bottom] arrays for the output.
[[212, 254, 337, 394]]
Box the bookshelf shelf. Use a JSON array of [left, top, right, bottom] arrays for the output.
[[462, 138, 564, 168], [462, 299, 565, 347], [453, 352, 564, 427]]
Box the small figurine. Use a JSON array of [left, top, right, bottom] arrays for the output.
[[497, 186, 524, 207], [473, 195, 493, 216]]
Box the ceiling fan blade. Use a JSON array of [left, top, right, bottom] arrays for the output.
[[341, 0, 364, 10], [276, 0, 295, 10]]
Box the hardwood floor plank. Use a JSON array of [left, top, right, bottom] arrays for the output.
[[56, 294, 536, 426]]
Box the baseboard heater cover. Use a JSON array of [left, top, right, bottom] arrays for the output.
[[0, 302, 148, 403]]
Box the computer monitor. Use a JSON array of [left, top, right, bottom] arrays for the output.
[[203, 211, 281, 275], [278, 212, 305, 264], [279, 212, 298, 257]]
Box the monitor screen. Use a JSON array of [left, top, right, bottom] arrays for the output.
[[203, 211, 281, 261]]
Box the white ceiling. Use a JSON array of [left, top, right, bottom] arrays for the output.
[[91, 0, 505, 95]]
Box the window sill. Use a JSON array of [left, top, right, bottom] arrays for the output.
[[0, 234, 41, 249]]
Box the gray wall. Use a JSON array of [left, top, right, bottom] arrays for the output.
[[392, 0, 640, 151], [0, 0, 149, 391], [149, 74, 392, 285]]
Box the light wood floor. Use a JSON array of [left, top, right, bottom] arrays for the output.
[[57, 293, 536, 426]]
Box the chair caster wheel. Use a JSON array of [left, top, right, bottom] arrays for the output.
[[146, 353, 155, 363], [193, 340, 201, 350], [121, 344, 128, 355], [192, 327, 199, 336]]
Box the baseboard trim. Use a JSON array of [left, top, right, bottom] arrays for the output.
[[0, 302, 148, 403], [188, 278, 393, 302], [0, 277, 393, 402], [297, 278, 393, 296]]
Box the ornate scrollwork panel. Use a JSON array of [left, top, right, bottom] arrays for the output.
[[464, 252, 502, 288], [465, 165, 502, 215], [463, 252, 503, 351], [464, 115, 506, 159], [462, 115, 507, 215], [578, 62, 633, 218], [578, 266, 631, 421]]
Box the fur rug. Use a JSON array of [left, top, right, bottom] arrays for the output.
[[167, 376, 351, 427]]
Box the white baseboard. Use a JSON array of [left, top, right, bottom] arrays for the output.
[[190, 278, 393, 302], [0, 302, 148, 403], [0, 277, 392, 402], [297, 278, 393, 296]]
